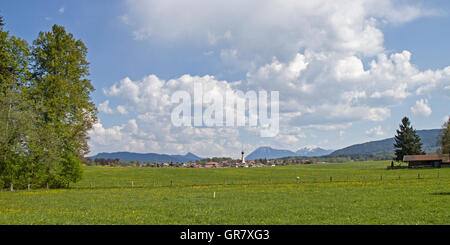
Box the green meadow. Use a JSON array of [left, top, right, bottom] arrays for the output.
[[0, 160, 449, 225]]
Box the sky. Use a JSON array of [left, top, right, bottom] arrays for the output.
[[1, 0, 449, 158]]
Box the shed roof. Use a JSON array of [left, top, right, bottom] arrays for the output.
[[403, 154, 450, 163]]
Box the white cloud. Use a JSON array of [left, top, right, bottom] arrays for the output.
[[89, 119, 156, 154], [116, 105, 128, 115], [365, 126, 385, 137], [98, 100, 114, 114], [88, 117, 245, 157], [92, 75, 252, 156], [411, 99, 432, 117], [366, 108, 391, 121], [335, 56, 368, 81], [58, 7, 65, 14], [87, 1, 449, 156], [123, 0, 436, 67], [275, 134, 301, 145], [94, 46, 447, 155], [120, 1, 447, 120], [443, 115, 449, 123], [302, 123, 352, 131], [414, 66, 450, 97]]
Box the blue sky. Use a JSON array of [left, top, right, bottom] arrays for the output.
[[2, 1, 449, 157]]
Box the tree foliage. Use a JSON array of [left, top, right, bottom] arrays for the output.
[[0, 17, 97, 189], [438, 119, 450, 154], [29, 25, 97, 187], [393, 117, 424, 161], [0, 19, 35, 189]]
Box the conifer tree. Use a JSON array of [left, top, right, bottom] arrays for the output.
[[393, 117, 424, 161]]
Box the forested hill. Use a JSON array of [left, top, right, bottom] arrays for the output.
[[328, 129, 441, 157], [89, 152, 202, 163]]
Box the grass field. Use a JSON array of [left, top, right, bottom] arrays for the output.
[[0, 160, 449, 225]]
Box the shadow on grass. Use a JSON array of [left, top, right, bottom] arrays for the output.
[[430, 192, 450, 196], [70, 186, 147, 190]]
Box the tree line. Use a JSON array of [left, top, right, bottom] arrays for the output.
[[0, 17, 97, 189]]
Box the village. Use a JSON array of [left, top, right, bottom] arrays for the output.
[[84, 151, 319, 168]]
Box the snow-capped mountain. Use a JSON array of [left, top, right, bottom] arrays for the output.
[[246, 146, 332, 160], [295, 146, 333, 157]]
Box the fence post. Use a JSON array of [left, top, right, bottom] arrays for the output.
[[90, 181, 93, 189], [132, 181, 134, 188], [296, 176, 300, 184], [46, 183, 49, 190], [28, 184, 31, 190], [10, 184, 13, 192], [330, 176, 332, 182], [418, 173, 420, 179], [380, 175, 383, 181]]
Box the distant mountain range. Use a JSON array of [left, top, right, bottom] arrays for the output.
[[89, 152, 201, 163], [246, 146, 333, 160], [328, 129, 441, 157], [89, 129, 442, 162], [246, 129, 441, 160]]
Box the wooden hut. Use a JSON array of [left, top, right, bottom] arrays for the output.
[[403, 154, 450, 168]]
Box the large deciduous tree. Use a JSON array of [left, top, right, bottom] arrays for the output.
[[0, 19, 35, 189], [31, 24, 97, 187], [0, 18, 97, 189], [393, 117, 424, 162]]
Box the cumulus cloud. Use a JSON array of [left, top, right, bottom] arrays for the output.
[[89, 119, 156, 153], [89, 118, 247, 157], [335, 56, 368, 81], [365, 126, 385, 137], [91, 50, 448, 156], [411, 99, 432, 117], [98, 100, 114, 114], [87, 1, 448, 156], [116, 105, 128, 115], [91, 75, 256, 156], [120, 1, 447, 116], [123, 0, 436, 67]]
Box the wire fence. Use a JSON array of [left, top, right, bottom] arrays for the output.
[[2, 169, 448, 191], [72, 172, 447, 190]]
